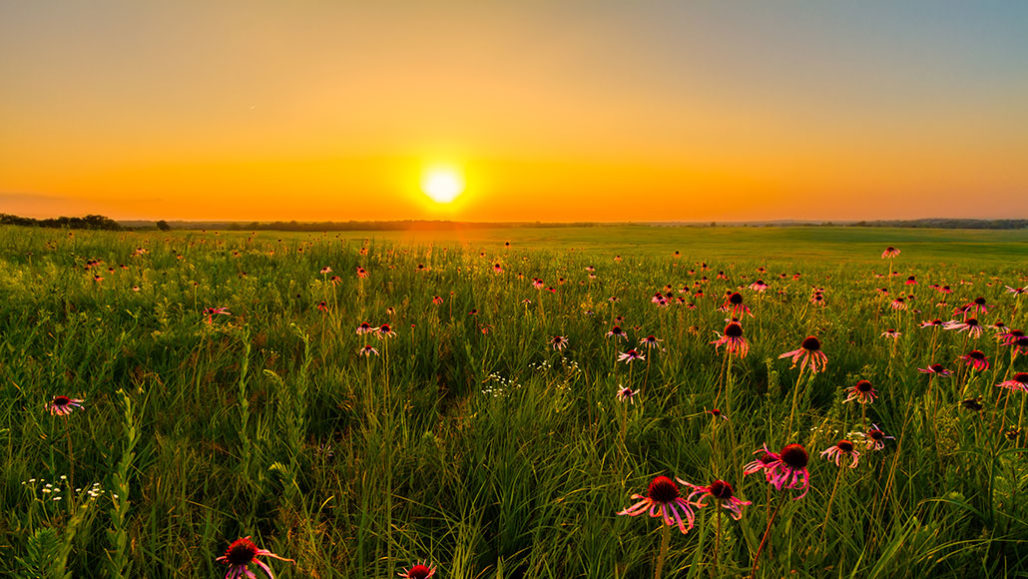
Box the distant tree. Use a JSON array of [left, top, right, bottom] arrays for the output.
[[156, 220, 171, 231]]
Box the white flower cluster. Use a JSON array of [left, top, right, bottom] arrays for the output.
[[482, 372, 522, 398], [22, 476, 116, 503]]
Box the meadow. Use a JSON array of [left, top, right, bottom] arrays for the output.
[[1, 224, 1026, 578]]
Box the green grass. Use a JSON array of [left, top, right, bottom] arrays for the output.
[[0, 224, 1026, 578]]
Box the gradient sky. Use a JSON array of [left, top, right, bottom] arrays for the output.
[[2, 1, 1027, 222]]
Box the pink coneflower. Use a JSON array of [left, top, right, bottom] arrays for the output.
[[532, 278, 544, 289], [617, 475, 697, 534], [358, 344, 379, 357], [685, 480, 750, 519], [844, 379, 877, 404], [999, 329, 1025, 346], [1006, 285, 1027, 295], [492, 263, 503, 274], [616, 385, 637, 403], [721, 292, 753, 318], [876, 287, 890, 295], [748, 280, 769, 293], [960, 350, 989, 371], [639, 335, 662, 350], [356, 266, 368, 279], [882, 247, 901, 258], [317, 301, 328, 312], [376, 324, 396, 339], [810, 292, 826, 306], [920, 319, 944, 329], [550, 335, 568, 351], [711, 322, 750, 359], [1014, 336, 1028, 357], [618, 349, 645, 364], [881, 329, 901, 340], [203, 307, 231, 324], [821, 440, 860, 468], [905, 275, 917, 285], [997, 373, 1028, 392], [47, 395, 84, 416], [432, 295, 444, 306], [606, 325, 627, 341], [767, 444, 811, 499], [706, 408, 728, 421], [319, 266, 333, 275], [216, 536, 293, 579], [918, 363, 953, 376], [468, 308, 478, 316], [945, 318, 984, 338], [328, 275, 341, 286], [743, 444, 780, 478], [890, 298, 907, 310], [852, 424, 894, 451], [962, 297, 989, 318], [398, 562, 436, 579], [779, 336, 828, 374], [356, 321, 374, 335]]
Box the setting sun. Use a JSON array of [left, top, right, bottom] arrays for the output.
[[421, 167, 465, 204]]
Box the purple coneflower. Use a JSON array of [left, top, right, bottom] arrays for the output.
[[216, 536, 293, 579], [47, 395, 84, 417], [618, 349, 644, 364], [767, 443, 811, 499], [997, 373, 1028, 392], [617, 475, 697, 534], [398, 562, 436, 579], [918, 363, 952, 377], [960, 350, 989, 371], [685, 480, 750, 519], [844, 380, 877, 404], [319, 266, 333, 275], [821, 440, 860, 468], [606, 325, 627, 341], [359, 345, 379, 357], [376, 324, 396, 339], [882, 247, 901, 258], [616, 385, 637, 403], [203, 307, 231, 324], [743, 444, 780, 478], [550, 335, 568, 351], [721, 292, 753, 318], [890, 298, 907, 310], [881, 329, 901, 340], [356, 321, 374, 335], [852, 424, 894, 451], [945, 318, 984, 339], [779, 336, 828, 374], [920, 319, 944, 329], [748, 280, 768, 293], [639, 335, 662, 350], [711, 322, 750, 359]]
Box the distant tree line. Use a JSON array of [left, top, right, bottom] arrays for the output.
[[0, 213, 123, 230], [848, 219, 1027, 230]]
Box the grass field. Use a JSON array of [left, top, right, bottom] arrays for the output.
[[1, 224, 1026, 578]]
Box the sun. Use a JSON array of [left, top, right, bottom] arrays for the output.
[[421, 167, 465, 203]]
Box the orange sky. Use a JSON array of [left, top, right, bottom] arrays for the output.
[[2, 2, 1026, 221]]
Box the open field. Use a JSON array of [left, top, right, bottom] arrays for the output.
[[1, 225, 1026, 578]]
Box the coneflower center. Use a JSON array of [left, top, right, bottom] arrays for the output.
[[407, 565, 433, 579], [1014, 373, 1028, 384], [930, 363, 946, 373], [780, 444, 809, 468], [968, 350, 985, 360], [801, 336, 821, 351], [974, 297, 986, 305], [647, 476, 679, 503], [856, 380, 873, 392], [52, 396, 71, 407], [869, 429, 884, 441], [225, 539, 258, 565], [708, 479, 733, 500], [729, 292, 743, 305], [725, 323, 743, 338], [837, 440, 854, 453]]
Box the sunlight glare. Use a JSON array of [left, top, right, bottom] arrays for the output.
[[421, 167, 465, 204]]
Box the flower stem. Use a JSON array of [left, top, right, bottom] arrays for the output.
[[655, 523, 670, 579], [786, 367, 805, 436], [751, 495, 782, 578]]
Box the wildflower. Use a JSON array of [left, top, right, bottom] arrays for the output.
[[748, 280, 768, 293], [779, 336, 828, 374], [844, 379, 877, 404], [721, 292, 753, 318], [432, 295, 444, 306], [639, 335, 662, 350], [890, 298, 907, 310], [999, 329, 1025, 347], [711, 322, 750, 359], [920, 319, 944, 329], [706, 408, 728, 421], [945, 318, 984, 339], [905, 275, 917, 285], [881, 329, 901, 340], [617, 475, 697, 534], [317, 301, 328, 312], [1006, 286, 1027, 295], [550, 335, 568, 351], [47, 395, 84, 416], [356, 321, 374, 335], [767, 444, 811, 499], [960, 350, 989, 371], [962, 297, 989, 318], [358, 345, 379, 357], [532, 278, 544, 290], [997, 373, 1028, 392], [329, 275, 342, 286], [376, 324, 396, 339], [356, 266, 368, 278], [203, 307, 231, 324], [616, 385, 637, 403], [618, 349, 645, 364], [821, 440, 860, 468], [743, 444, 780, 477], [918, 363, 952, 377], [319, 266, 333, 275], [606, 325, 627, 341], [882, 247, 901, 258], [492, 263, 503, 274], [685, 480, 751, 519], [398, 562, 437, 579], [216, 536, 293, 579], [852, 424, 894, 451]]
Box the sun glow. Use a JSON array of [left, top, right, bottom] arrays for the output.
[[421, 167, 465, 204]]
